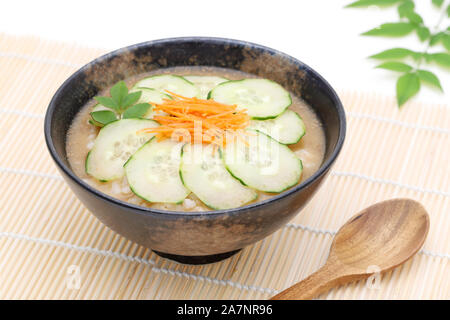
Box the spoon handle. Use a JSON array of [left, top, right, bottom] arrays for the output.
[[271, 263, 354, 300]]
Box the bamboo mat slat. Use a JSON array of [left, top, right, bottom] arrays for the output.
[[0, 33, 448, 300]]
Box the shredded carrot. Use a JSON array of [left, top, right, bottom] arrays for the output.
[[140, 90, 250, 146]]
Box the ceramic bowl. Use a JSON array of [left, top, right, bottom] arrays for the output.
[[44, 37, 346, 264]]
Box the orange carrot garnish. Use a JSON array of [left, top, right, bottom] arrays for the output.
[[140, 90, 250, 146]]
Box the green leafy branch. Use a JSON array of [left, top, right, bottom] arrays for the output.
[[346, 0, 450, 107], [90, 81, 150, 127]]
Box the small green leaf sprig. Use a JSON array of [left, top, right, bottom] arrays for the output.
[[90, 81, 150, 127], [346, 0, 450, 107]]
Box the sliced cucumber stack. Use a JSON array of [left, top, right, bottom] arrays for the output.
[[129, 87, 172, 118], [209, 79, 291, 119], [247, 110, 305, 144], [184, 75, 228, 99], [223, 130, 302, 193], [124, 138, 189, 204], [133, 75, 199, 98], [86, 119, 159, 182], [180, 144, 257, 210]]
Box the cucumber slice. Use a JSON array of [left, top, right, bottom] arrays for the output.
[[247, 110, 306, 144], [124, 138, 189, 204], [132, 75, 199, 98], [184, 75, 228, 99], [86, 119, 159, 182], [223, 130, 302, 193], [180, 144, 257, 210], [129, 87, 172, 118], [209, 79, 292, 119]]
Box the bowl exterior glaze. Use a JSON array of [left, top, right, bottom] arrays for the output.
[[45, 38, 346, 257]]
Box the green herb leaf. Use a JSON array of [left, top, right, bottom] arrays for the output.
[[376, 61, 413, 72], [93, 96, 118, 111], [396, 73, 420, 107], [88, 119, 103, 127], [442, 34, 450, 51], [91, 110, 118, 125], [122, 91, 142, 109], [93, 81, 149, 116], [398, 0, 414, 17], [430, 32, 446, 46], [369, 48, 420, 59], [122, 103, 150, 119], [416, 26, 430, 41], [432, 0, 444, 8], [362, 22, 415, 37], [346, 0, 403, 8], [405, 12, 423, 25], [346, 0, 448, 110], [110, 81, 129, 111], [427, 52, 450, 67], [417, 69, 443, 91]]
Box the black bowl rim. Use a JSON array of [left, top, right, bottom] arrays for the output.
[[44, 36, 346, 218]]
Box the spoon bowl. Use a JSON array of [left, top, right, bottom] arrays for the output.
[[331, 198, 430, 273], [272, 198, 430, 299]]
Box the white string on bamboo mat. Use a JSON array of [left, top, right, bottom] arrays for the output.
[[0, 230, 447, 298], [0, 51, 81, 69], [1, 166, 449, 258], [331, 171, 450, 198], [0, 206, 448, 261], [346, 111, 450, 135], [0, 231, 278, 296], [0, 108, 45, 119], [1, 165, 449, 258]]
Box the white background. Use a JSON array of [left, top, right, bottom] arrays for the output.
[[1, 0, 449, 105]]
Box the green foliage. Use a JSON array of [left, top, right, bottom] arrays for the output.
[[346, 0, 449, 108], [432, 0, 444, 8], [122, 91, 142, 109], [123, 103, 151, 119], [405, 11, 423, 24], [417, 69, 443, 90], [346, 0, 404, 8], [369, 48, 421, 59], [110, 81, 129, 111], [362, 22, 415, 36], [90, 82, 150, 127], [90, 110, 118, 127], [396, 72, 420, 107], [376, 61, 413, 72], [443, 35, 450, 50], [94, 96, 118, 111], [416, 26, 431, 41], [426, 52, 450, 67], [398, 0, 414, 17]]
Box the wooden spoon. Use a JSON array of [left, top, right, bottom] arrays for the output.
[[271, 198, 429, 300]]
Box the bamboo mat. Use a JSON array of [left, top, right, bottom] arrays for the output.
[[0, 33, 448, 300]]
